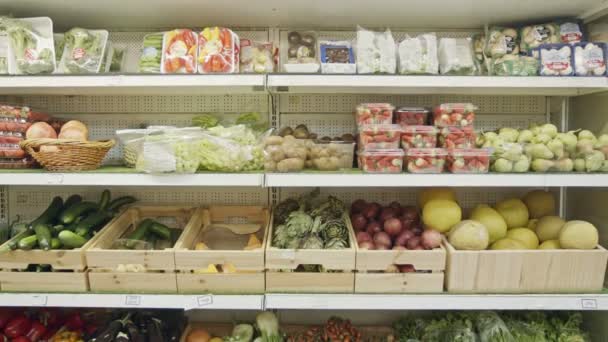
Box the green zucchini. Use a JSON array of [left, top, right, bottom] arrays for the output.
[[58, 230, 88, 249], [50, 237, 62, 249], [50, 224, 65, 236], [30, 196, 63, 228], [18, 234, 38, 250], [5, 230, 33, 251], [106, 196, 137, 212], [125, 219, 153, 248], [148, 221, 171, 240], [74, 211, 111, 237], [34, 223, 52, 250], [59, 201, 98, 225], [63, 194, 83, 209], [98, 189, 111, 211]]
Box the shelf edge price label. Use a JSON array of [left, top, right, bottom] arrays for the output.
[[581, 298, 597, 310], [46, 174, 64, 185], [31, 295, 48, 306], [124, 295, 141, 307], [196, 295, 213, 307]]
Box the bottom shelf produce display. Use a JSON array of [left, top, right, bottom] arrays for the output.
[[0, 308, 593, 341]]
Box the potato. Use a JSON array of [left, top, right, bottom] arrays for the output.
[[264, 135, 283, 146], [264, 160, 277, 171], [285, 147, 308, 160], [277, 158, 305, 172]]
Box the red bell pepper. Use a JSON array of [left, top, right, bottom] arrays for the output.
[[0, 332, 8, 342], [39, 327, 58, 342], [4, 315, 32, 338], [25, 321, 46, 342], [0, 309, 13, 330], [64, 313, 83, 330], [38, 309, 61, 329]]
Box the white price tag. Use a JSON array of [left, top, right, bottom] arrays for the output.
[[581, 298, 597, 309], [196, 295, 213, 307], [124, 295, 141, 306], [30, 295, 47, 306], [46, 174, 64, 184]]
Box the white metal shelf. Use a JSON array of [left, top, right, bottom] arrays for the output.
[[0, 75, 266, 95], [2, 171, 608, 187], [0, 293, 264, 310], [264, 293, 608, 311], [0, 293, 606, 310], [267, 75, 608, 96]]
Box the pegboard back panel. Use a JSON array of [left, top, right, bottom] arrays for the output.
[[280, 94, 546, 115], [8, 186, 267, 222], [0, 186, 7, 225], [279, 187, 534, 213]]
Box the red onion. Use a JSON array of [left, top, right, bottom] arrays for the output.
[[383, 218, 403, 237], [350, 213, 367, 231], [362, 202, 380, 219], [401, 205, 419, 221], [350, 199, 367, 214], [395, 230, 414, 246], [411, 225, 423, 236], [379, 207, 396, 223], [358, 241, 376, 250], [373, 231, 392, 248], [414, 245, 424, 250], [400, 217, 415, 231], [421, 229, 442, 249], [366, 220, 382, 235], [356, 231, 372, 244], [375, 244, 389, 250], [399, 264, 416, 273], [389, 201, 403, 215], [406, 236, 421, 249]]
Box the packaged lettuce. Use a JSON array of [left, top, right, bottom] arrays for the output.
[[138, 32, 163, 73], [60, 27, 108, 73], [6, 17, 56, 75]]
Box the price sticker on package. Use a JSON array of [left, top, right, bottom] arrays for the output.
[[124, 295, 141, 306], [196, 295, 213, 307], [581, 298, 597, 309]]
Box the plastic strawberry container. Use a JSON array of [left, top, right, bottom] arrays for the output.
[[433, 103, 477, 128], [358, 149, 404, 173], [394, 107, 430, 126], [401, 125, 438, 149], [358, 124, 402, 150], [447, 148, 491, 173], [405, 148, 447, 173], [438, 126, 476, 149], [355, 103, 394, 126]]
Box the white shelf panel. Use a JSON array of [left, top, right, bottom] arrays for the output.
[[267, 75, 608, 96], [264, 293, 608, 311], [0, 171, 264, 187], [265, 173, 608, 188], [0, 293, 264, 310], [0, 75, 266, 95]]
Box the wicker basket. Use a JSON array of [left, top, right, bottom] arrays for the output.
[[20, 138, 115, 171]]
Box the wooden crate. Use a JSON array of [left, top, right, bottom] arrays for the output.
[[265, 214, 356, 293], [174, 206, 269, 294], [0, 270, 89, 292], [86, 205, 199, 293], [445, 240, 608, 293]]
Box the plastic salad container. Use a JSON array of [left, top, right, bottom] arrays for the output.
[[438, 126, 476, 149], [358, 149, 404, 173], [394, 107, 430, 126], [358, 124, 402, 150], [356, 103, 394, 126], [433, 103, 477, 128], [405, 148, 447, 173], [401, 126, 438, 149], [447, 148, 491, 173]]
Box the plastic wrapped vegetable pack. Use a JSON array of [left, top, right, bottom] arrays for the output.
[[6, 17, 56, 74], [356, 26, 396, 74], [161, 29, 197, 74], [520, 23, 560, 54], [472, 34, 486, 74], [139, 32, 163, 73], [539, 44, 573, 76], [60, 27, 108, 73], [319, 40, 356, 74], [574, 42, 606, 76], [198, 27, 239, 73], [485, 26, 519, 58], [438, 38, 477, 75], [491, 55, 538, 76], [284, 30, 319, 72], [398, 33, 438, 75], [0, 17, 8, 74], [240, 39, 275, 73], [559, 20, 584, 44]]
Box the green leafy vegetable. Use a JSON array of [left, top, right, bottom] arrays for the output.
[[138, 32, 162, 73], [6, 18, 54, 74], [192, 114, 220, 128], [63, 27, 106, 73]]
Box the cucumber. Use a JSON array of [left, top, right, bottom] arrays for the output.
[[148, 221, 171, 240], [18, 234, 38, 250], [50, 224, 65, 236], [34, 223, 52, 250], [74, 211, 111, 237], [125, 219, 153, 248], [59, 201, 98, 225], [63, 194, 83, 209], [30, 196, 64, 228], [10, 222, 28, 238], [50, 237, 62, 249], [5, 231, 33, 251], [58, 230, 88, 249], [106, 196, 137, 212], [98, 189, 111, 211]]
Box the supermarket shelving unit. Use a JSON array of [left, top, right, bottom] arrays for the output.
[[2, 0, 608, 336]]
